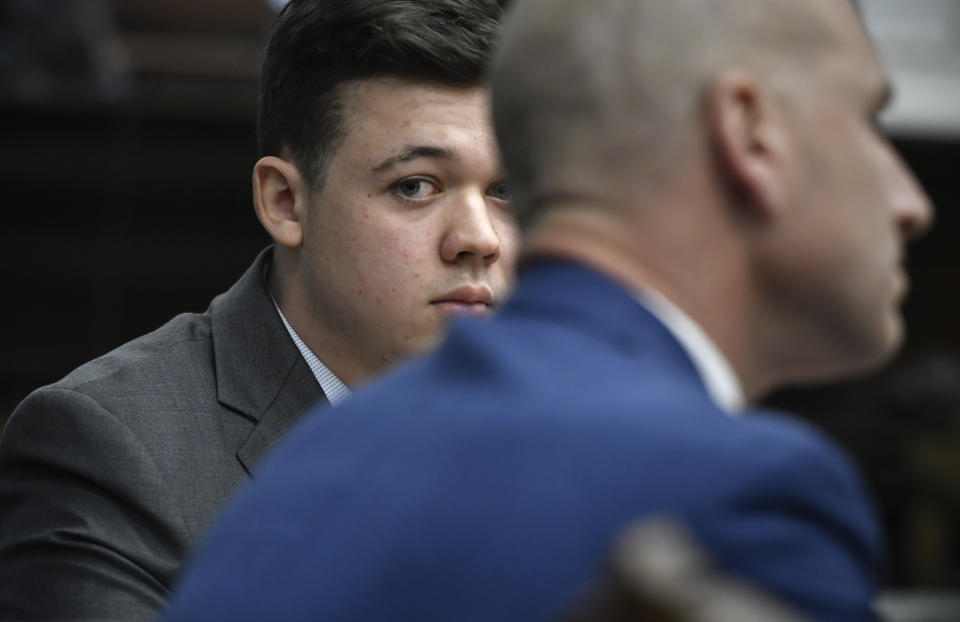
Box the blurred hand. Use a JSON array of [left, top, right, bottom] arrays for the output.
[[564, 518, 810, 622]]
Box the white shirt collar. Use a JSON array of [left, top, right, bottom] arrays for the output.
[[634, 286, 745, 415], [271, 299, 352, 406]]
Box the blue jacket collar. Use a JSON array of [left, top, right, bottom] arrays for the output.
[[508, 258, 705, 391]]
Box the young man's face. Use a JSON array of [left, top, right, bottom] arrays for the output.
[[295, 78, 518, 384]]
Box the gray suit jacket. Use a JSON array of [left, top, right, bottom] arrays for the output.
[[0, 247, 327, 621]]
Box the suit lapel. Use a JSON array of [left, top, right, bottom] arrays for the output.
[[235, 356, 322, 476], [208, 247, 328, 475]]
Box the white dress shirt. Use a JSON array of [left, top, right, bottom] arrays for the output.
[[635, 287, 745, 415], [272, 301, 352, 406]]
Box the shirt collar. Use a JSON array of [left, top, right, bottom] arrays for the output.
[[633, 286, 745, 415], [271, 299, 352, 406]]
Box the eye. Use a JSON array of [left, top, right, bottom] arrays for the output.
[[487, 180, 512, 202], [392, 177, 440, 202]]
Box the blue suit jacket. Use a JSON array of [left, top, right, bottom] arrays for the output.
[[163, 261, 883, 621]]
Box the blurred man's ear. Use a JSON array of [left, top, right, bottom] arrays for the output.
[[705, 70, 792, 221], [253, 156, 307, 248]]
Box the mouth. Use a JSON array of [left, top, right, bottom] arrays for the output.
[[431, 285, 494, 318]]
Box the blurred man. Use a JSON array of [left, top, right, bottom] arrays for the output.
[[161, 0, 931, 620], [0, 1, 515, 619]]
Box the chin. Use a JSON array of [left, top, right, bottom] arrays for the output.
[[793, 318, 904, 387], [839, 319, 905, 380], [406, 328, 447, 357]]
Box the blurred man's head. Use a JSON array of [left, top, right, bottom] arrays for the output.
[[493, 0, 932, 398], [253, 0, 517, 386]]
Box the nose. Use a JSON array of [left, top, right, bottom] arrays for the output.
[[889, 149, 934, 241], [439, 189, 502, 266]]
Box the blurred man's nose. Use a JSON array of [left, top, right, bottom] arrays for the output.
[[890, 150, 934, 241]]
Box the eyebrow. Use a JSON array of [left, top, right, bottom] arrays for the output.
[[372, 145, 456, 173]]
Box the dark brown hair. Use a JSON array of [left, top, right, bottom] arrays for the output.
[[259, 0, 508, 191]]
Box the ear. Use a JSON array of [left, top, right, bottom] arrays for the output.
[[253, 156, 308, 248], [705, 70, 792, 220]]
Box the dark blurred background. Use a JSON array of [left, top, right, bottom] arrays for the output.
[[0, 0, 958, 602], [0, 0, 274, 419]]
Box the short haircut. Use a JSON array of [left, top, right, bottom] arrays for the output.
[[491, 0, 861, 229], [259, 0, 508, 192]]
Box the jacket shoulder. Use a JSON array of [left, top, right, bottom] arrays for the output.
[[53, 310, 214, 396]]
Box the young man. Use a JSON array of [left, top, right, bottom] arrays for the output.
[[0, 1, 515, 619], [161, 1, 932, 620]]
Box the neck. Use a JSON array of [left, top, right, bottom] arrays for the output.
[[267, 250, 369, 388]]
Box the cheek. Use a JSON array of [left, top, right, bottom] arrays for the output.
[[347, 223, 440, 298], [494, 212, 521, 267], [833, 129, 891, 207], [375, 228, 436, 268], [835, 143, 899, 262], [503, 226, 521, 266]]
